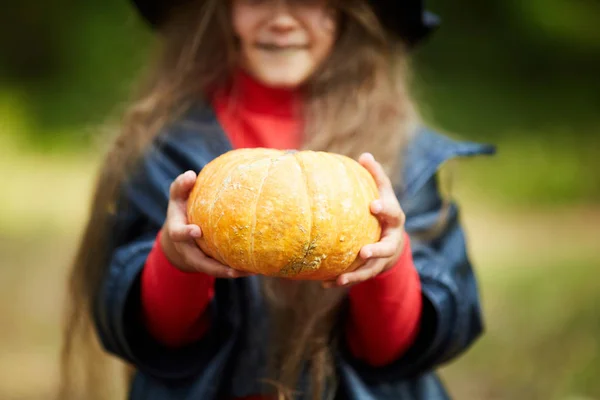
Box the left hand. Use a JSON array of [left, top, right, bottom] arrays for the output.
[[323, 153, 406, 288]]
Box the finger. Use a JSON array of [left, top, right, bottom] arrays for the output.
[[370, 198, 405, 225], [166, 172, 198, 228], [359, 153, 392, 190], [169, 170, 197, 201], [169, 223, 202, 242], [360, 235, 398, 260], [337, 258, 387, 286], [178, 243, 252, 278]]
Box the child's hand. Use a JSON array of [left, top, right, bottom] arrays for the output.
[[160, 170, 252, 278], [324, 153, 406, 288]]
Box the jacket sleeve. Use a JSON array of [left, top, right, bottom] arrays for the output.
[[338, 169, 485, 382], [91, 133, 237, 381]]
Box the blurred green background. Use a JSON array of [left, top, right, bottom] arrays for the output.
[[0, 0, 598, 399]]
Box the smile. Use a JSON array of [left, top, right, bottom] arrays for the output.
[[255, 43, 308, 51]]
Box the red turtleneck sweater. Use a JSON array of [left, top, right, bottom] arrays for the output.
[[140, 72, 423, 394]]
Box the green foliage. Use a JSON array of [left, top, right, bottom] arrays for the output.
[[413, 0, 600, 140], [513, 0, 600, 49], [0, 0, 152, 146]]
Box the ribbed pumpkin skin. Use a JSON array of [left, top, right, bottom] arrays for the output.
[[187, 148, 381, 280]]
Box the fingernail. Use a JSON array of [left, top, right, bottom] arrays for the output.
[[339, 277, 348, 286], [190, 227, 201, 237], [185, 170, 196, 180], [372, 201, 382, 213], [363, 249, 372, 259]]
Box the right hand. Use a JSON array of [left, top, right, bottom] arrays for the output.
[[160, 170, 252, 279]]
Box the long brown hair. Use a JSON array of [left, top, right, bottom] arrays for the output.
[[58, 0, 419, 399]]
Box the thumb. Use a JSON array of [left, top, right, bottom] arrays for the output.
[[169, 170, 197, 202]]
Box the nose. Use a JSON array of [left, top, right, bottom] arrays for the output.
[[269, 1, 299, 33]]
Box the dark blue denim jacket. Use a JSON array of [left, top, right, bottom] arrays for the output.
[[93, 105, 495, 400]]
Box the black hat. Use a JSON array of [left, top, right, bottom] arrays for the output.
[[131, 0, 439, 47]]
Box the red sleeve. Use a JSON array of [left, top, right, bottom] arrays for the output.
[[346, 233, 422, 367], [140, 230, 216, 347]]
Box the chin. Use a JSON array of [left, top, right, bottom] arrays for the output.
[[253, 66, 313, 89], [261, 76, 304, 88]]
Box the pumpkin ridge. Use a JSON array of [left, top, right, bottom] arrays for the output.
[[336, 155, 365, 263], [249, 156, 277, 273], [291, 152, 315, 275], [207, 158, 248, 264], [206, 152, 266, 264]]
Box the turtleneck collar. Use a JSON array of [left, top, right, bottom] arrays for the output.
[[222, 69, 302, 118]]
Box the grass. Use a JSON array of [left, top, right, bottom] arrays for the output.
[[441, 256, 600, 400], [438, 172, 600, 399]]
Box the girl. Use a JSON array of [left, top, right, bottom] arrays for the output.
[[59, 0, 495, 399]]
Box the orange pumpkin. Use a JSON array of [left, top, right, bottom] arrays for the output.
[[187, 148, 381, 280]]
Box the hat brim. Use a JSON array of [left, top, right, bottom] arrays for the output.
[[130, 0, 439, 47]]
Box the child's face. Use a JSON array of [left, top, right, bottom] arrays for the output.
[[232, 0, 337, 88]]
